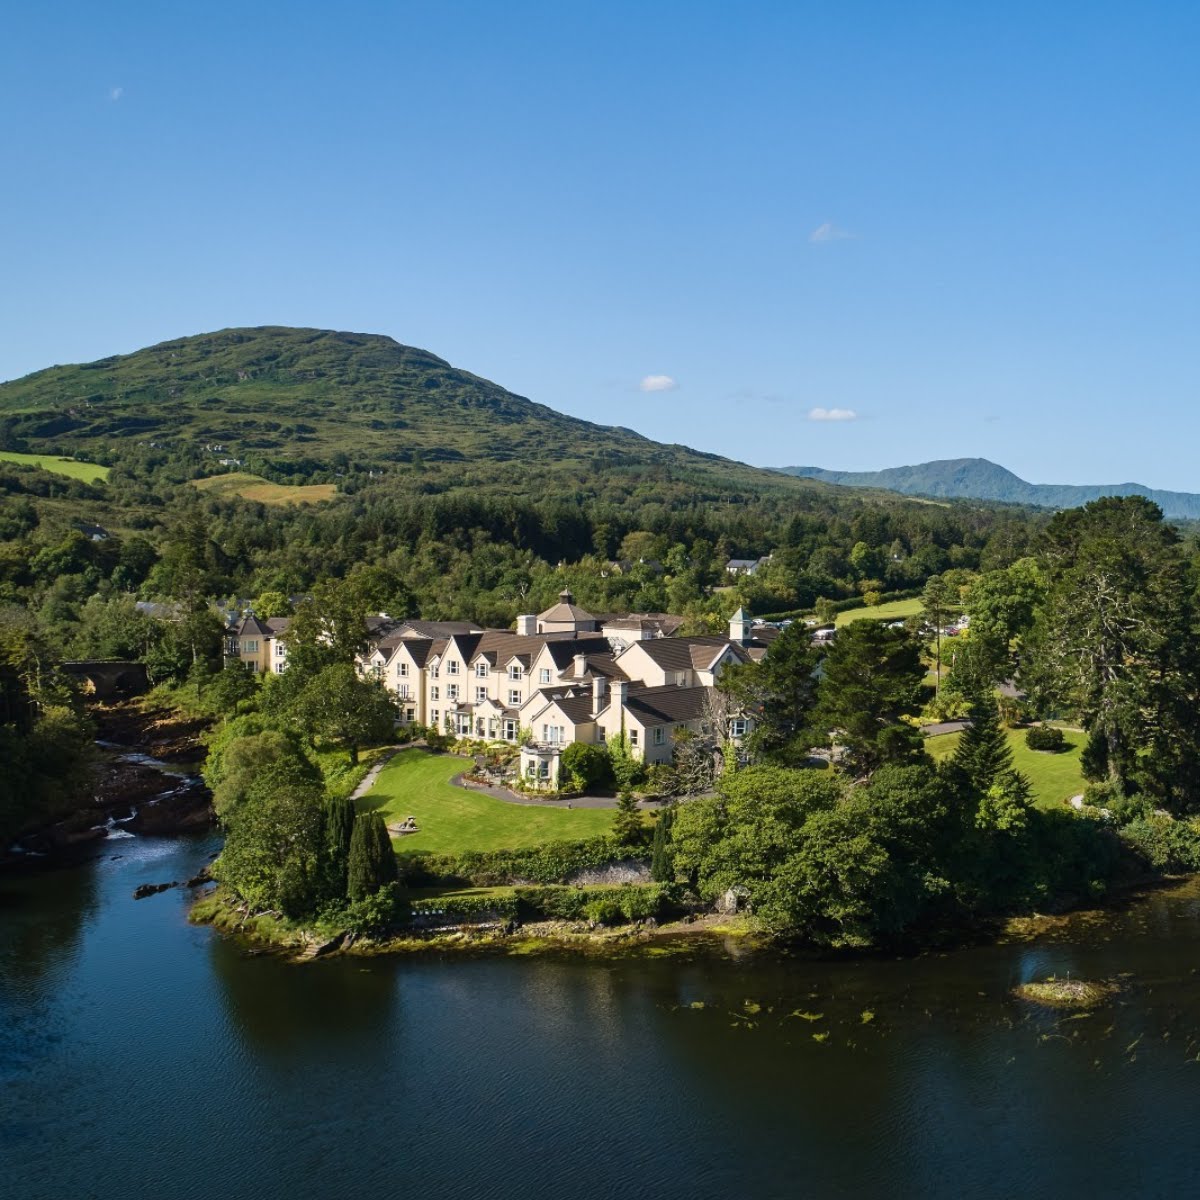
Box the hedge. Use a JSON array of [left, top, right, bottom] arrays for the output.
[[404, 836, 637, 887], [1025, 726, 1066, 752], [406, 883, 682, 927]]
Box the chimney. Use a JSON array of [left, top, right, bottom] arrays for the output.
[[592, 675, 608, 716], [574, 652, 587, 678], [516, 614, 536, 636], [613, 679, 629, 712]]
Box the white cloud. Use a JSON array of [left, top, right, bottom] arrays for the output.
[[808, 406, 858, 422], [639, 374, 678, 393], [109, 86, 124, 101], [809, 221, 854, 244]]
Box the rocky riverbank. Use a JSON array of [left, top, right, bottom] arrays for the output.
[[188, 886, 764, 962], [2, 699, 216, 865]]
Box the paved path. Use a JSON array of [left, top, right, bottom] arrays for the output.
[[451, 773, 662, 810], [349, 748, 403, 801], [921, 720, 971, 737]]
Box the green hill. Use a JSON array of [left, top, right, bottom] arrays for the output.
[[0, 326, 813, 499], [780, 457, 1200, 521]]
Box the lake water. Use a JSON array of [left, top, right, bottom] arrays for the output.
[[4, 833, 1200, 1200]]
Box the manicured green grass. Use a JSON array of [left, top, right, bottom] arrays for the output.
[[358, 748, 613, 855], [925, 727, 1087, 809], [0, 450, 109, 483], [835, 596, 923, 627]]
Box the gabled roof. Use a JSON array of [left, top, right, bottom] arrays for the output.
[[599, 612, 685, 637], [539, 637, 615, 671], [623, 684, 712, 726], [524, 687, 600, 726], [618, 635, 745, 673], [399, 619, 484, 639]]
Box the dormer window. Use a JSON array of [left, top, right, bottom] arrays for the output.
[[508, 665, 523, 681], [475, 662, 489, 678], [430, 665, 439, 678]]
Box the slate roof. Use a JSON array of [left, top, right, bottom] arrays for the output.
[[525, 687, 601, 725], [599, 612, 685, 637], [623, 684, 712, 726], [622, 636, 749, 672], [398, 619, 483, 638], [537, 589, 597, 624], [233, 614, 273, 638]]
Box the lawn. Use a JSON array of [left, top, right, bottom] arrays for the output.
[[191, 471, 337, 506], [358, 748, 614, 855], [836, 596, 923, 627], [0, 450, 109, 483], [925, 727, 1086, 810]]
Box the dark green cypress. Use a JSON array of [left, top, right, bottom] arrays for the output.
[[372, 815, 399, 888], [348, 811, 396, 901], [325, 796, 356, 896], [650, 806, 675, 882]]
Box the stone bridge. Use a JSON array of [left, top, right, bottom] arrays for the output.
[[60, 660, 150, 700]]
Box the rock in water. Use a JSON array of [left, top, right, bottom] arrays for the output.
[[132, 881, 178, 900]]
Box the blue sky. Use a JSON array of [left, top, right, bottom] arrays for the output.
[[3, 2, 1199, 488]]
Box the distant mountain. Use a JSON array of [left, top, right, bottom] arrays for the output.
[[779, 458, 1200, 521], [0, 327, 822, 499]]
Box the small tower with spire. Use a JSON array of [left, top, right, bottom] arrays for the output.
[[729, 606, 752, 645]]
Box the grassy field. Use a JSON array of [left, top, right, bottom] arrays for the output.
[[191, 471, 337, 506], [926, 727, 1086, 809], [836, 596, 923, 627], [0, 450, 109, 483], [359, 748, 613, 855]]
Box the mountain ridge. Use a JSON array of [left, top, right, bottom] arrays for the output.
[[0, 326, 807, 497], [780, 457, 1200, 520]]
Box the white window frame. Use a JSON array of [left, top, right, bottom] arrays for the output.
[[508, 664, 523, 681], [399, 662, 409, 677], [447, 660, 459, 676], [475, 686, 488, 704], [431, 685, 440, 701], [539, 668, 551, 684], [475, 662, 489, 678], [653, 727, 666, 746], [447, 684, 459, 701], [508, 689, 521, 707], [629, 729, 640, 747]]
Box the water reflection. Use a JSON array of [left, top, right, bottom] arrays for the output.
[[9, 844, 1200, 1199], [210, 939, 398, 1058], [0, 861, 99, 997]]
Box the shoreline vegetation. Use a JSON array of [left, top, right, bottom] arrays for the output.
[[188, 873, 1194, 964], [189, 885, 768, 960]]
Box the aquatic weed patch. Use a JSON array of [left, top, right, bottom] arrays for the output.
[[1014, 976, 1120, 1009]]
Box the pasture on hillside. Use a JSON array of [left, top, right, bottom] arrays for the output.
[[191, 471, 337, 506], [0, 451, 109, 484], [835, 596, 923, 627]]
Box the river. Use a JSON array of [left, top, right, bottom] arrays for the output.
[[4, 832, 1200, 1200]]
